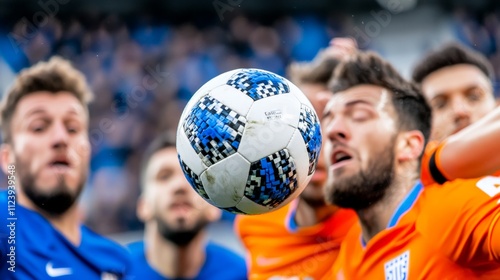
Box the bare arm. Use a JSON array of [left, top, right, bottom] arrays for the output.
[[438, 106, 500, 180]]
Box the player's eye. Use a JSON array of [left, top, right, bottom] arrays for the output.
[[157, 170, 173, 181], [350, 110, 370, 122], [466, 88, 483, 102], [67, 126, 80, 134], [431, 97, 447, 109], [30, 121, 47, 133]]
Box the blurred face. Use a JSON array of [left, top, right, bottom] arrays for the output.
[[322, 85, 397, 210], [5, 92, 90, 215], [298, 83, 331, 207], [421, 64, 496, 141], [140, 147, 219, 246]]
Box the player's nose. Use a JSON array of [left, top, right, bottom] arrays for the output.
[[51, 121, 69, 149], [324, 116, 349, 144], [450, 96, 472, 118]]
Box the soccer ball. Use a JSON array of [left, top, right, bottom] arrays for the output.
[[176, 68, 322, 215]]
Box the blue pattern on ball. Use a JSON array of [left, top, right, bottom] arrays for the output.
[[183, 96, 246, 167], [244, 149, 297, 208], [178, 156, 210, 200], [226, 69, 290, 101], [298, 105, 322, 175]]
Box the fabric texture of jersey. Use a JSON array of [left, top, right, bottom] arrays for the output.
[[235, 200, 357, 280], [324, 178, 500, 280], [127, 240, 247, 280], [0, 190, 131, 280]]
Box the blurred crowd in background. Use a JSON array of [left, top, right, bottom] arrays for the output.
[[1, 4, 500, 235]]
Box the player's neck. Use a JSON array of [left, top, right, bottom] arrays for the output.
[[17, 191, 81, 245], [295, 198, 338, 227], [145, 227, 206, 278], [357, 174, 419, 244]]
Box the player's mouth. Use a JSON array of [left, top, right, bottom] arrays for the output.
[[169, 202, 194, 214], [330, 149, 353, 170], [48, 156, 72, 173]]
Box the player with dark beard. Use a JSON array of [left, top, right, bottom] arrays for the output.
[[235, 38, 358, 280], [128, 132, 247, 280], [0, 57, 131, 279], [321, 51, 500, 279]]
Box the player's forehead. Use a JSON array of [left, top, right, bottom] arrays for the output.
[[14, 91, 87, 120], [147, 147, 179, 175], [325, 84, 390, 113], [421, 64, 492, 99]]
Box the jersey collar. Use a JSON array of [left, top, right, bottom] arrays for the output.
[[387, 181, 423, 228], [361, 181, 423, 247]]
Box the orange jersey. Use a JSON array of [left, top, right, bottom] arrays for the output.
[[421, 140, 442, 186], [235, 200, 357, 280], [325, 176, 500, 280]]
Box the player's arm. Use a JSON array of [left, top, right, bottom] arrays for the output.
[[428, 106, 500, 183]]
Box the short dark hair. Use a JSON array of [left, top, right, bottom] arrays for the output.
[[140, 131, 177, 190], [412, 42, 494, 83], [287, 52, 341, 85], [330, 51, 432, 148]]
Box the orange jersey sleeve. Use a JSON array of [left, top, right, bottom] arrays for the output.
[[420, 140, 451, 186], [417, 175, 500, 267], [235, 201, 357, 280]]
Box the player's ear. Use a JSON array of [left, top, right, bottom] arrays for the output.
[[396, 130, 425, 162], [136, 194, 153, 222], [0, 143, 14, 174]]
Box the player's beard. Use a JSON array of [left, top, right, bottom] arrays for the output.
[[16, 156, 86, 216], [156, 215, 209, 247], [326, 140, 395, 211]]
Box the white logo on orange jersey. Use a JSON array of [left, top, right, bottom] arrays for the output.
[[384, 251, 409, 280]]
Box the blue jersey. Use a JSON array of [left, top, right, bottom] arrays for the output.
[[128, 241, 247, 280], [0, 191, 131, 280]]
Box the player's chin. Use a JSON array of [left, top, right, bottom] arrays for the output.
[[37, 175, 81, 192]]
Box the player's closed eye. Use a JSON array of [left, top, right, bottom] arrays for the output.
[[157, 169, 174, 181], [350, 110, 371, 122], [30, 120, 47, 133], [465, 88, 483, 102], [431, 97, 447, 110]]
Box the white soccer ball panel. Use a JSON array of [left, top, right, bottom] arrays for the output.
[[209, 84, 254, 116], [234, 196, 274, 215], [176, 128, 206, 175], [286, 130, 312, 189], [247, 94, 301, 128], [200, 153, 250, 208], [237, 95, 300, 163], [237, 123, 296, 163]]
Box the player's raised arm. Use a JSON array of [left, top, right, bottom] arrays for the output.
[[436, 106, 500, 180], [412, 43, 499, 183]]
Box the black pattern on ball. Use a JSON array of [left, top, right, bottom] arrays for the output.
[[244, 149, 297, 208], [178, 156, 210, 200], [183, 96, 246, 167], [226, 69, 290, 101], [298, 105, 322, 175], [222, 206, 247, 214]]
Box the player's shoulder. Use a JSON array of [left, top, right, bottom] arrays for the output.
[[80, 226, 131, 265], [203, 242, 247, 279], [206, 242, 244, 261], [126, 240, 145, 259], [126, 240, 144, 252]]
